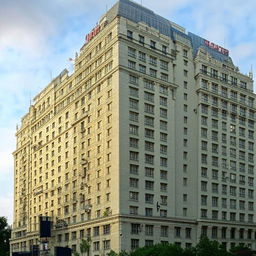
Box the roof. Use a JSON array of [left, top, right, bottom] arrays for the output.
[[105, 0, 233, 63]]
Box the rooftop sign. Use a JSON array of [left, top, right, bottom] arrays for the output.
[[85, 21, 108, 43], [204, 40, 229, 56]]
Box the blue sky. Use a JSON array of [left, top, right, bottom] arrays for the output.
[[0, 0, 256, 224]]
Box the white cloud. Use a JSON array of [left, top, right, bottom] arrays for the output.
[[0, 195, 13, 224]]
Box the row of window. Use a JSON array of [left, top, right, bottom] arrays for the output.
[[200, 209, 254, 222], [201, 168, 254, 184], [201, 65, 249, 90], [201, 195, 254, 210], [127, 30, 168, 54], [201, 153, 254, 166], [128, 47, 169, 69], [128, 59, 169, 81], [200, 181, 254, 197]]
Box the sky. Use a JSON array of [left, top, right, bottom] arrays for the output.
[[0, 0, 256, 225]]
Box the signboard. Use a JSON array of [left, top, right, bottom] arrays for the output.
[[204, 40, 229, 56], [85, 21, 108, 43]]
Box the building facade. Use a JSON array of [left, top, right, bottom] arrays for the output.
[[11, 0, 256, 255]]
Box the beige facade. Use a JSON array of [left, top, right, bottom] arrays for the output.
[[11, 0, 256, 255]]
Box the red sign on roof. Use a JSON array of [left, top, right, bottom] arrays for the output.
[[204, 40, 229, 56]]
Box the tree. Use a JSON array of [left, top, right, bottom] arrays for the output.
[[0, 217, 11, 256], [107, 250, 119, 256], [230, 244, 254, 255], [73, 251, 80, 256], [80, 238, 91, 256], [196, 236, 231, 256]]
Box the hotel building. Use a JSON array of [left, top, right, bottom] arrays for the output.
[[11, 0, 256, 254]]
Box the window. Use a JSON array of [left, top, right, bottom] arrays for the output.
[[160, 157, 167, 167], [128, 47, 136, 58], [139, 35, 144, 45], [160, 133, 167, 142], [93, 241, 100, 251], [129, 191, 138, 201], [160, 96, 167, 106], [144, 79, 155, 91], [160, 60, 168, 70], [161, 226, 168, 237], [129, 75, 138, 85], [160, 183, 167, 192], [145, 193, 154, 204], [160, 108, 167, 118], [130, 151, 139, 161], [145, 103, 154, 114], [128, 60, 136, 70], [129, 206, 138, 215], [130, 178, 139, 188], [129, 125, 138, 135], [145, 141, 154, 152], [159, 85, 168, 95], [145, 116, 154, 127], [103, 240, 110, 250], [129, 98, 139, 110], [145, 154, 154, 164], [145, 225, 154, 236], [175, 227, 181, 237], [201, 181, 207, 192], [201, 209, 207, 218], [186, 228, 191, 239], [93, 226, 99, 236], [160, 209, 167, 217], [130, 138, 138, 148], [145, 129, 154, 139], [131, 239, 139, 250], [139, 51, 146, 62], [129, 111, 139, 122], [139, 64, 146, 73], [201, 195, 207, 206], [145, 180, 154, 190], [145, 208, 153, 216], [161, 73, 168, 81], [144, 92, 154, 103], [162, 45, 167, 54], [145, 167, 154, 178], [160, 120, 167, 130], [150, 40, 156, 49], [149, 68, 157, 77], [127, 30, 133, 39], [129, 87, 138, 98]]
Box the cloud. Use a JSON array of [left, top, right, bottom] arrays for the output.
[[0, 194, 13, 224]]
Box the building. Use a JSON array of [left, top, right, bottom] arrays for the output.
[[10, 0, 256, 254]]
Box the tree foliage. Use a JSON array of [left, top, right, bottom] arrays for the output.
[[80, 238, 91, 256], [107, 236, 251, 256], [0, 217, 11, 256], [195, 236, 232, 256]]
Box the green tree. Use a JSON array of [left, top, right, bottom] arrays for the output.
[[230, 244, 253, 255], [107, 250, 119, 256], [80, 238, 91, 256], [196, 236, 231, 256], [0, 217, 11, 256], [73, 251, 80, 256]]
